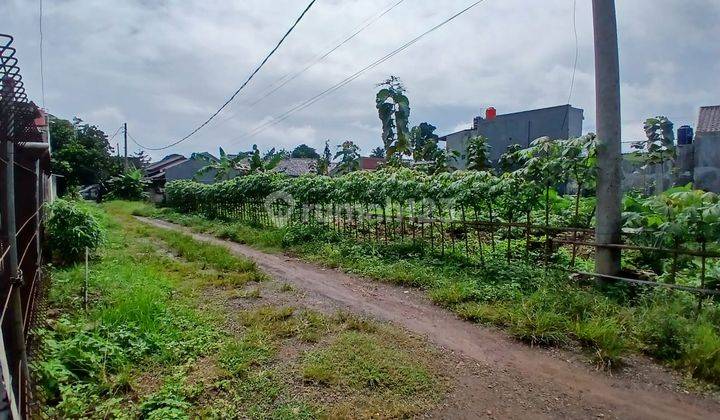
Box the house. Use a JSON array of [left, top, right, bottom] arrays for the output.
[[441, 104, 584, 168], [329, 157, 385, 176], [272, 158, 317, 177], [164, 152, 241, 183], [144, 154, 187, 181], [694, 105, 720, 192], [359, 157, 385, 171]]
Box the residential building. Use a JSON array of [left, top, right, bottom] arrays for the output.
[[441, 104, 584, 168], [329, 157, 385, 176], [694, 105, 720, 192], [272, 158, 317, 177]]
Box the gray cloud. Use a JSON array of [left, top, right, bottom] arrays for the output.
[[2, 0, 719, 160]]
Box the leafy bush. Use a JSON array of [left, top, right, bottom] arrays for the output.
[[106, 169, 149, 200], [46, 199, 104, 264], [282, 223, 340, 247]]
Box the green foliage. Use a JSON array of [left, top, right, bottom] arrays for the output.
[[317, 140, 333, 175], [107, 169, 149, 200], [465, 135, 492, 171], [46, 199, 104, 264], [291, 143, 320, 159], [333, 140, 361, 174], [632, 116, 676, 168], [376, 76, 411, 161], [370, 146, 385, 158], [50, 116, 122, 191], [195, 147, 244, 181], [410, 122, 440, 162]]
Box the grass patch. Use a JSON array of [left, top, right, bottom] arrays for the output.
[[42, 201, 455, 418], [301, 330, 441, 418]]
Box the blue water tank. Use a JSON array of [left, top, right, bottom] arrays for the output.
[[677, 125, 693, 145]]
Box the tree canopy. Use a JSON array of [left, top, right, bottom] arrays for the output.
[[50, 117, 122, 189], [290, 144, 320, 159]]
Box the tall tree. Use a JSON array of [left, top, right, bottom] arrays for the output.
[[290, 144, 320, 159], [334, 141, 361, 174], [465, 135, 492, 171], [376, 76, 410, 163], [50, 116, 120, 190], [370, 146, 385, 158], [632, 116, 676, 194], [317, 140, 333, 175], [410, 122, 440, 162]]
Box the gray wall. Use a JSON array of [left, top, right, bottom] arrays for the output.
[[694, 132, 720, 192], [445, 105, 584, 168], [164, 159, 240, 184]]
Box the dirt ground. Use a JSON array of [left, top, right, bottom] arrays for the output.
[[139, 217, 720, 419]]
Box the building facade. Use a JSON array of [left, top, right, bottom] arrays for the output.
[[694, 105, 720, 192], [441, 104, 584, 168]]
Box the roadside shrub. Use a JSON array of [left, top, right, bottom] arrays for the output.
[[282, 223, 339, 247], [635, 304, 691, 361], [683, 323, 720, 382], [46, 199, 104, 264], [507, 291, 568, 346], [574, 317, 628, 367], [106, 169, 149, 201]]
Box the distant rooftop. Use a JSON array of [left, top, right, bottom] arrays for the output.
[[697, 106, 720, 133]]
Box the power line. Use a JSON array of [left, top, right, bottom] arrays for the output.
[[205, 0, 406, 133], [39, 0, 46, 108], [127, 132, 151, 150], [139, 0, 318, 151], [245, 0, 405, 108], [107, 125, 122, 142], [230, 0, 488, 144], [560, 0, 579, 134]]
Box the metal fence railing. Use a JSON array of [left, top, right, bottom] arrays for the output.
[[1, 33, 52, 419]]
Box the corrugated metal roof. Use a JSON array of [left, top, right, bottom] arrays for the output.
[[273, 158, 317, 177], [697, 106, 720, 133]]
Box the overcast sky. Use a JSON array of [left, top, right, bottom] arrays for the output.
[[2, 0, 719, 160]]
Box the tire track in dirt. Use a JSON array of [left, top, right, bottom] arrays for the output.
[[139, 217, 720, 419]]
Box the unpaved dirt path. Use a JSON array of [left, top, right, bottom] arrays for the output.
[[140, 217, 720, 419]]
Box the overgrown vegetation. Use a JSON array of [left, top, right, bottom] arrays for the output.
[[137, 194, 720, 385], [39, 201, 446, 417], [45, 199, 104, 264], [106, 169, 149, 200]]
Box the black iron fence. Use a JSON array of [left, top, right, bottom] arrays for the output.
[[1, 33, 52, 419], [172, 194, 720, 304]]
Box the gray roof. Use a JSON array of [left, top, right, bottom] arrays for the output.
[[145, 154, 187, 174], [273, 158, 317, 177], [697, 106, 720, 133]]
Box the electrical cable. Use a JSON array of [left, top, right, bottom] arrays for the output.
[[560, 0, 579, 134], [230, 0, 488, 144], [107, 124, 122, 142], [139, 0, 318, 151], [39, 0, 46, 108], [204, 0, 406, 133]]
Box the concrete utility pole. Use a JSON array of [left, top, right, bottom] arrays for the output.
[[592, 0, 622, 277], [123, 122, 128, 172]]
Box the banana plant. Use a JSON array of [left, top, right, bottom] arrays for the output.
[[195, 147, 244, 181]]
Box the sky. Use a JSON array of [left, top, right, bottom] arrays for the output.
[[2, 0, 719, 161]]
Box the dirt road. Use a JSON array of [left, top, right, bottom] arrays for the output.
[[140, 217, 720, 419]]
